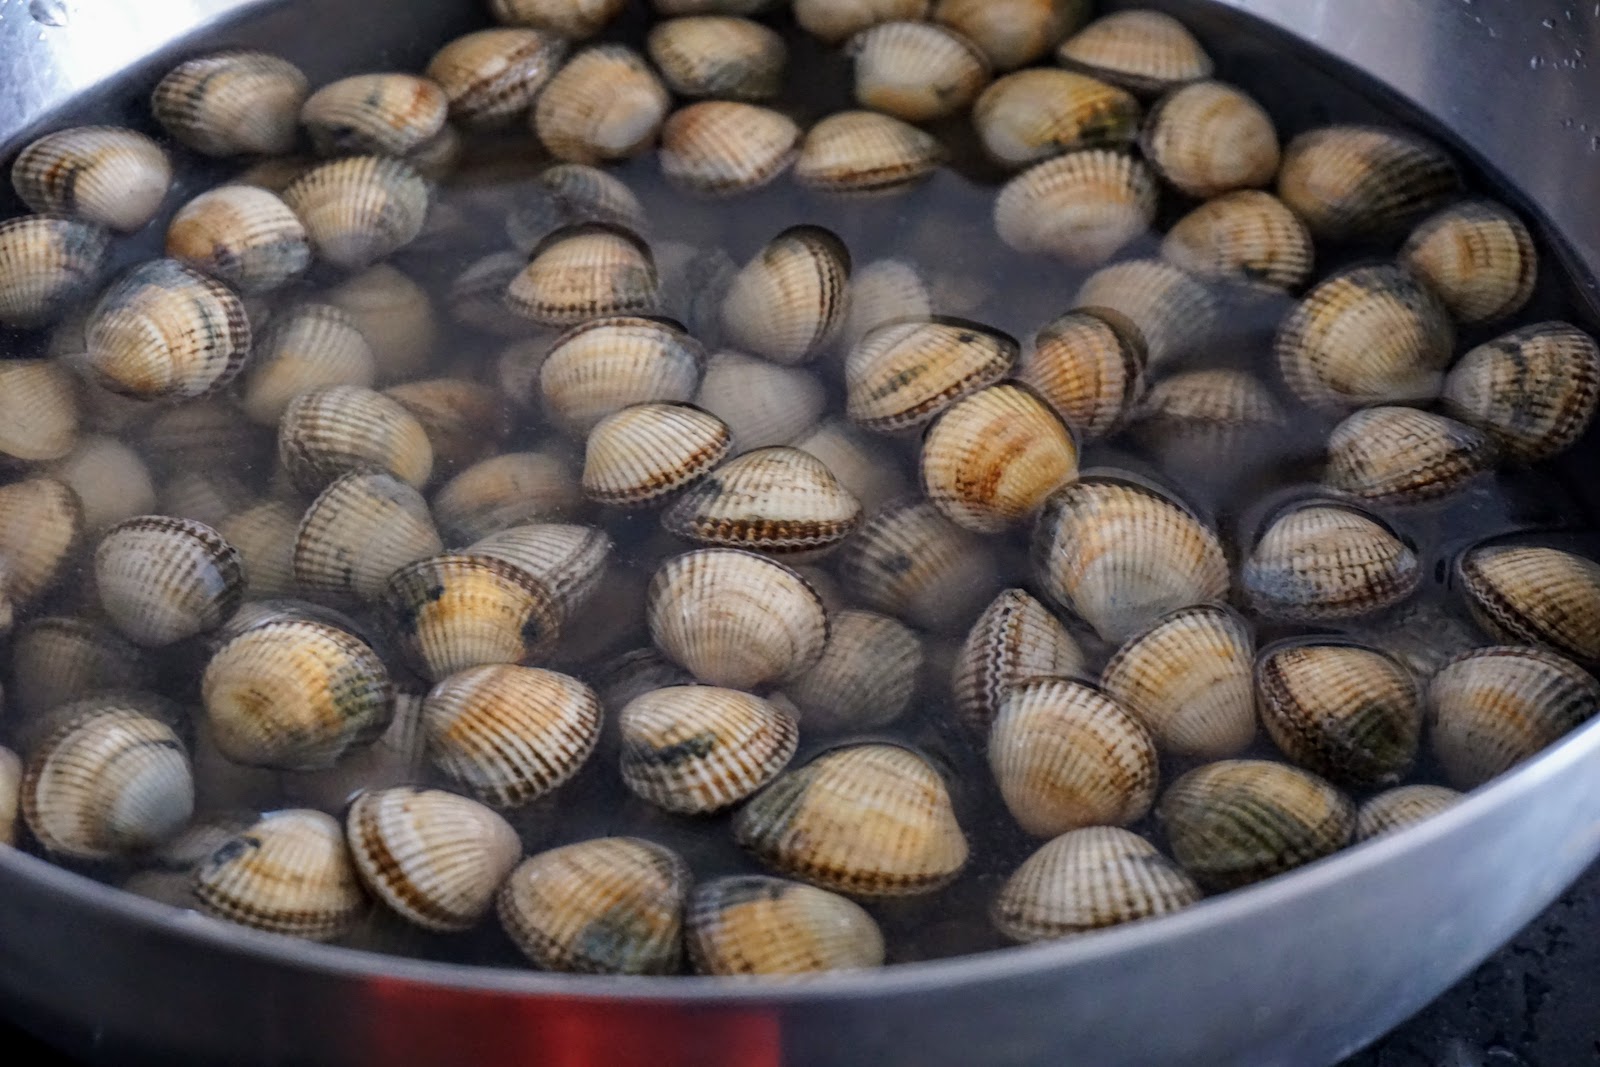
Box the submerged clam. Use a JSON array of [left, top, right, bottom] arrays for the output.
[[1277, 125, 1460, 241], [582, 402, 731, 505], [95, 516, 245, 647], [13, 126, 172, 233], [1355, 784, 1462, 842], [506, 163, 648, 252], [278, 385, 434, 494], [241, 303, 375, 425], [326, 264, 438, 383], [507, 225, 660, 328], [660, 102, 801, 196], [537, 315, 704, 433], [193, 809, 365, 941], [384, 378, 511, 474], [166, 184, 311, 295], [0, 748, 19, 847], [847, 21, 991, 123], [293, 472, 443, 600], [1131, 368, 1287, 473], [1074, 258, 1218, 369], [1242, 501, 1420, 622], [697, 350, 829, 450], [951, 588, 1084, 738], [489, 0, 627, 37], [0, 477, 84, 631], [994, 150, 1157, 266], [1440, 322, 1600, 463], [48, 436, 156, 533], [841, 258, 933, 345], [281, 156, 430, 270], [794, 0, 929, 44], [1140, 80, 1279, 199], [152, 51, 308, 157], [794, 110, 945, 194], [469, 523, 611, 615], [619, 685, 799, 813], [532, 45, 671, 164], [788, 609, 923, 732], [846, 318, 1018, 432], [1018, 309, 1146, 440], [217, 501, 300, 598], [301, 73, 452, 162], [1399, 200, 1537, 325], [433, 450, 581, 542], [0, 215, 109, 328], [839, 497, 998, 632], [792, 418, 909, 512], [687, 874, 885, 974], [0, 359, 80, 463], [972, 69, 1139, 169], [425, 28, 569, 129], [1457, 545, 1600, 664], [649, 16, 787, 100], [1161, 190, 1314, 293], [938, 0, 1091, 71], [1323, 406, 1496, 505], [663, 446, 863, 555], [721, 226, 851, 365], [10, 615, 152, 719], [1056, 9, 1213, 96]]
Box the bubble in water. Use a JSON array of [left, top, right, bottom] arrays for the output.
[[28, 0, 70, 27]]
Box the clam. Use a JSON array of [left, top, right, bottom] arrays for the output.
[[158, 470, 254, 530], [468, 523, 612, 615], [951, 588, 1084, 738], [973, 69, 1139, 169], [1427, 646, 1600, 789], [47, 436, 155, 533], [506, 225, 660, 328], [1161, 190, 1314, 293], [721, 226, 851, 365], [993, 826, 1200, 943], [994, 150, 1157, 266], [433, 451, 581, 543], [300, 73, 452, 162], [937, 0, 1090, 70], [1458, 545, 1600, 664], [1277, 125, 1460, 241], [326, 264, 438, 383], [0, 747, 19, 846], [795, 0, 929, 44], [498, 837, 688, 974], [1440, 322, 1600, 462], [10, 616, 151, 720], [619, 685, 798, 813], [1323, 406, 1496, 505], [213, 598, 370, 649], [647, 548, 828, 689], [193, 809, 365, 942], [281, 156, 430, 270], [688, 874, 884, 974], [495, 336, 555, 405], [1399, 200, 1537, 324], [697, 350, 829, 450], [241, 303, 376, 426], [293, 471, 443, 600], [347, 786, 521, 932], [0, 215, 109, 328], [217, 501, 301, 598], [1074, 258, 1218, 369], [425, 28, 568, 129], [537, 315, 703, 433], [846, 318, 1018, 432], [1018, 309, 1146, 441], [1256, 641, 1420, 788], [787, 610, 922, 732], [1157, 759, 1354, 891], [791, 419, 908, 512], [1355, 785, 1462, 842], [532, 45, 671, 164], [152, 51, 308, 157], [1032, 476, 1229, 644], [847, 21, 990, 123], [379, 552, 564, 681], [663, 446, 863, 555], [920, 383, 1079, 534], [1140, 80, 1278, 198], [384, 378, 511, 475], [735, 743, 968, 896], [233, 156, 317, 194], [278, 385, 434, 494], [165, 184, 311, 295], [423, 664, 600, 807], [1243, 502, 1419, 622], [506, 163, 648, 252], [990, 677, 1158, 837], [1101, 604, 1255, 760], [649, 16, 787, 100], [1056, 9, 1211, 96], [583, 402, 732, 506], [598, 647, 696, 712], [488, 0, 627, 36], [95, 516, 244, 647], [660, 102, 801, 197], [793, 110, 945, 194], [22, 706, 194, 860], [13, 126, 171, 233], [449, 252, 534, 338], [840, 497, 997, 633], [842, 258, 933, 345], [1131, 368, 1287, 466], [0, 477, 83, 629], [0, 359, 79, 462], [1275, 264, 1454, 411], [84, 259, 251, 401]]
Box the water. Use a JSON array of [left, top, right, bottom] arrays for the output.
[[3, 2, 1598, 972]]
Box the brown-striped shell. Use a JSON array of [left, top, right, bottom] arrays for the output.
[[327, 264, 437, 383], [994, 150, 1157, 266], [152, 51, 309, 157], [848, 21, 990, 123], [687, 874, 884, 974], [506, 163, 649, 252], [1140, 80, 1278, 198], [507, 225, 661, 328], [951, 588, 1084, 738], [1018, 309, 1146, 440], [660, 102, 801, 197], [425, 28, 569, 129], [0, 477, 84, 630], [1073, 258, 1218, 369], [1458, 545, 1600, 664], [384, 378, 511, 475], [1161, 190, 1314, 293], [1399, 200, 1537, 324], [293, 471, 443, 600], [1242, 502, 1420, 622], [241, 303, 376, 425], [788, 610, 922, 732], [0, 359, 80, 462], [489, 0, 627, 37], [794, 110, 945, 193], [721, 226, 850, 365], [1355, 784, 1462, 842], [532, 45, 671, 164], [13, 126, 171, 233], [840, 497, 997, 633], [649, 16, 787, 100], [1323, 406, 1496, 505], [165, 184, 310, 295], [846, 318, 1018, 432], [937, 0, 1090, 71], [735, 743, 968, 896], [0, 215, 109, 328], [10, 615, 151, 719], [433, 451, 581, 542], [536, 315, 703, 433], [301, 73, 452, 161], [85, 259, 251, 401], [1440, 322, 1600, 462], [972, 69, 1139, 169], [193, 809, 365, 941], [1056, 9, 1211, 95], [468, 524, 612, 615], [697, 351, 829, 450], [663, 446, 863, 554], [794, 0, 929, 44], [94, 516, 244, 647], [278, 385, 435, 494], [1277, 125, 1460, 241], [582, 402, 731, 505], [618, 685, 799, 813], [281, 156, 430, 270]]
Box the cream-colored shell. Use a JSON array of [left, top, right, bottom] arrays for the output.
[[839, 497, 998, 633], [995, 150, 1157, 266], [193, 809, 366, 941], [1242, 503, 1420, 621], [13, 126, 172, 233], [51, 431, 152, 532], [618, 685, 799, 812], [848, 21, 991, 123], [95, 516, 245, 648], [788, 609, 923, 731], [532, 45, 671, 164], [686, 874, 885, 974]]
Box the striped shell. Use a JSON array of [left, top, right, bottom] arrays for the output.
[[241, 302, 376, 425], [660, 102, 801, 196], [0, 359, 79, 462], [278, 385, 434, 494], [507, 225, 661, 328], [1441, 322, 1600, 462], [792, 418, 909, 512], [582, 402, 731, 505], [618, 685, 799, 812], [1056, 9, 1212, 96], [425, 28, 569, 129], [1355, 784, 1462, 842], [326, 264, 437, 383], [687, 875, 885, 974], [1140, 80, 1279, 198], [1243, 502, 1420, 622], [0, 215, 109, 328], [300, 73, 451, 160], [1323, 406, 1496, 505], [537, 315, 704, 433], [847, 20, 990, 122], [794, 0, 929, 44], [973, 69, 1138, 169], [787, 610, 923, 732], [166, 184, 311, 294], [1458, 545, 1600, 665], [193, 809, 365, 941], [721, 226, 851, 365], [839, 497, 997, 633], [468, 523, 611, 615], [532, 45, 671, 164], [663, 446, 863, 555], [1074, 258, 1218, 369], [846, 318, 1018, 432], [216, 501, 299, 598], [1400, 200, 1537, 324], [384, 378, 511, 475], [85, 259, 251, 401], [13, 126, 172, 232], [936, 0, 1090, 70], [506, 163, 648, 252], [94, 516, 245, 647], [649, 16, 787, 100], [994, 150, 1157, 266], [10, 615, 151, 719], [1277, 125, 1460, 241], [0, 477, 84, 629], [0, 748, 20, 847], [1161, 190, 1314, 293], [432, 451, 581, 542], [291, 472, 443, 600], [489, 0, 627, 38], [281, 156, 430, 270], [152, 51, 309, 157], [794, 111, 944, 194], [1132, 368, 1287, 465], [952, 588, 1084, 738], [1018, 309, 1146, 440]]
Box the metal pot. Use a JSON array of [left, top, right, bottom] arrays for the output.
[[1, 1, 1597, 1064]]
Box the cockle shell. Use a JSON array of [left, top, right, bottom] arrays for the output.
[[278, 385, 434, 494], [1018, 309, 1146, 441], [1277, 125, 1460, 241], [619, 685, 799, 812], [1131, 368, 1287, 471], [240, 303, 376, 425], [1440, 322, 1600, 462], [383, 378, 511, 475], [217, 501, 300, 598], [839, 497, 998, 633], [166, 184, 310, 295], [0, 215, 109, 328], [9, 615, 152, 719], [846, 318, 1018, 432], [194, 809, 365, 942], [582, 402, 732, 505], [425, 28, 569, 129], [0, 477, 83, 631], [847, 21, 990, 123], [1056, 10, 1213, 96], [794, 0, 929, 44], [281, 156, 430, 270], [660, 101, 801, 196], [1242, 501, 1420, 622], [697, 351, 829, 450], [1355, 784, 1462, 842], [327, 264, 437, 383], [380, 553, 564, 681], [468, 524, 612, 615], [1140, 80, 1279, 198], [951, 588, 1084, 739], [0, 748, 20, 846], [46, 436, 155, 534], [793, 110, 945, 194], [489, 0, 628, 38], [506, 163, 648, 252], [13, 126, 171, 233], [1323, 406, 1496, 505], [686, 875, 885, 974], [432, 451, 581, 543], [721, 226, 851, 365], [663, 446, 863, 555], [938, 0, 1091, 71], [1074, 258, 1218, 369], [85, 259, 251, 401], [649, 16, 787, 100], [292, 472, 443, 601], [301, 73, 452, 162], [841, 258, 933, 345], [994, 150, 1157, 266], [1162, 189, 1314, 293], [972, 69, 1140, 169], [1399, 200, 1537, 324], [537, 315, 704, 433], [788, 610, 922, 732], [1458, 545, 1600, 665], [94, 516, 244, 647], [0, 359, 80, 462], [791, 418, 909, 512], [152, 51, 309, 157], [532, 45, 671, 164], [506, 225, 661, 328]]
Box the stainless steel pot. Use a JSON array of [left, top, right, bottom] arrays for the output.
[[1, 1, 1597, 1064]]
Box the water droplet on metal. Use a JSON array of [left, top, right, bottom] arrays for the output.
[[28, 0, 70, 27]]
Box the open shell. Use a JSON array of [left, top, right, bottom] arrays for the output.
[[1440, 322, 1600, 463], [994, 150, 1157, 266], [1243, 501, 1420, 622], [721, 226, 851, 365], [687, 875, 885, 974], [1277, 125, 1460, 241], [618, 685, 799, 813], [663, 446, 863, 555], [194, 809, 366, 941], [152, 51, 309, 157], [1458, 545, 1600, 665]]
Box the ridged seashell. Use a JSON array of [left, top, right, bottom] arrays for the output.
[[1161, 190, 1314, 292], [1323, 406, 1496, 505], [165, 184, 310, 295], [649, 16, 786, 100], [618, 685, 798, 812], [506, 225, 660, 328], [45, 436, 154, 534], [847, 21, 990, 123], [0, 747, 19, 846], [433, 451, 581, 543], [447, 252, 531, 338], [1277, 125, 1460, 241], [842, 258, 932, 345], [13, 127, 171, 233], [384, 378, 511, 475], [469, 524, 611, 615], [696, 350, 829, 450], [1131, 368, 1287, 464], [347, 786, 521, 932], [846, 318, 1018, 432], [990, 677, 1158, 837], [135, 400, 259, 472], [582, 402, 731, 506], [423, 664, 600, 807], [1400, 200, 1537, 324], [425, 28, 569, 129], [937, 0, 1090, 70], [10, 615, 151, 720], [795, 0, 929, 44], [506, 163, 648, 252], [157, 469, 254, 531], [193, 809, 365, 941], [993, 825, 1200, 943], [1073, 258, 1218, 369], [920, 383, 1078, 533], [973, 69, 1139, 169], [1458, 545, 1600, 664], [1441, 322, 1600, 462], [951, 588, 1084, 738], [1243, 502, 1419, 622], [787, 610, 922, 731], [292, 471, 443, 600], [380, 553, 564, 681], [647, 548, 828, 689], [659, 101, 801, 196], [0, 359, 79, 462], [663, 446, 863, 554], [532, 45, 671, 164], [1018, 309, 1145, 441], [1275, 264, 1454, 411], [794, 110, 944, 193], [791, 419, 908, 512], [22, 707, 194, 860], [498, 837, 688, 973], [152, 51, 308, 157], [994, 150, 1157, 266], [216, 501, 300, 598], [1100, 604, 1254, 760], [687, 874, 885, 974], [1427, 646, 1600, 788], [489, 0, 627, 36], [1157, 759, 1355, 891], [278, 385, 434, 494], [1355, 784, 1462, 842], [735, 744, 968, 896], [1056, 9, 1210, 96], [1256, 641, 1420, 788], [537, 315, 704, 433], [281, 156, 429, 270], [94, 516, 244, 647], [241, 303, 375, 425], [212, 598, 369, 650], [721, 226, 850, 365], [840, 497, 997, 632], [300, 73, 450, 160], [0, 477, 83, 630], [0, 215, 109, 328], [1032, 477, 1228, 643], [1140, 80, 1278, 198], [327, 264, 437, 383], [84, 259, 251, 401], [231, 156, 317, 194]]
